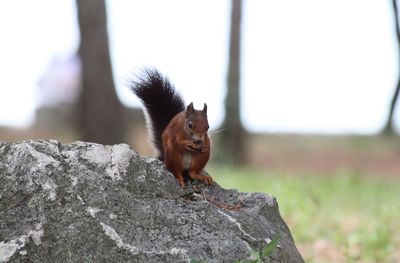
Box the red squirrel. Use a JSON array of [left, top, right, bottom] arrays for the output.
[[130, 68, 213, 187]]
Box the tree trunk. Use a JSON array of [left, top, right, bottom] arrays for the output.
[[221, 0, 246, 164], [384, 0, 400, 135], [76, 0, 125, 144]]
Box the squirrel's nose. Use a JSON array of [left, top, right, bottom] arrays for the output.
[[194, 139, 202, 145]]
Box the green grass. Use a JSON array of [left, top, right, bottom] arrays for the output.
[[210, 166, 400, 263]]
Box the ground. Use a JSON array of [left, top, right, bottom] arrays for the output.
[[210, 134, 400, 263]]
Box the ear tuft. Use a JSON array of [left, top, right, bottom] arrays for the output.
[[185, 102, 194, 117], [203, 103, 207, 114]]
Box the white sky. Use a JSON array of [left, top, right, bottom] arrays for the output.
[[0, 0, 399, 134]]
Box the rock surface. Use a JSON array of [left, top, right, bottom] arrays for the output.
[[0, 140, 303, 263]]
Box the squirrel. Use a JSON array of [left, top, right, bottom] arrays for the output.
[[130, 68, 213, 187]]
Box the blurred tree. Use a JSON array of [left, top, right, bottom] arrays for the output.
[[76, 0, 125, 144], [220, 0, 246, 164], [384, 0, 400, 135]]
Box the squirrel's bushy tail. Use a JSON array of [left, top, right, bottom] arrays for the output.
[[129, 68, 185, 160]]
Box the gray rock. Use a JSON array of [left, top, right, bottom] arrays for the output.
[[0, 140, 304, 263]]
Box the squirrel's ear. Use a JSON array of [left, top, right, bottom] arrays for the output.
[[185, 102, 194, 117], [203, 103, 207, 114]]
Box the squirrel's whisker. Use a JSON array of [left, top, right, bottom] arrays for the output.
[[209, 128, 225, 135]]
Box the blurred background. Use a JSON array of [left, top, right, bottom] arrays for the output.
[[1, 0, 399, 262]]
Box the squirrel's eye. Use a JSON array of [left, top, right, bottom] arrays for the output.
[[188, 121, 193, 129]]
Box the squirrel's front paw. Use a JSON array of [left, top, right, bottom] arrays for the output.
[[185, 142, 201, 152], [199, 145, 208, 153]]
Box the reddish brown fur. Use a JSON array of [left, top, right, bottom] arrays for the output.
[[130, 69, 212, 187], [161, 104, 213, 187]]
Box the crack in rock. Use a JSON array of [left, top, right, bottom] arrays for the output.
[[86, 207, 103, 218], [99, 222, 189, 259], [218, 210, 257, 241], [100, 222, 139, 255]]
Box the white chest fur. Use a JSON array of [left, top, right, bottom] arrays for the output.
[[182, 153, 192, 170]]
